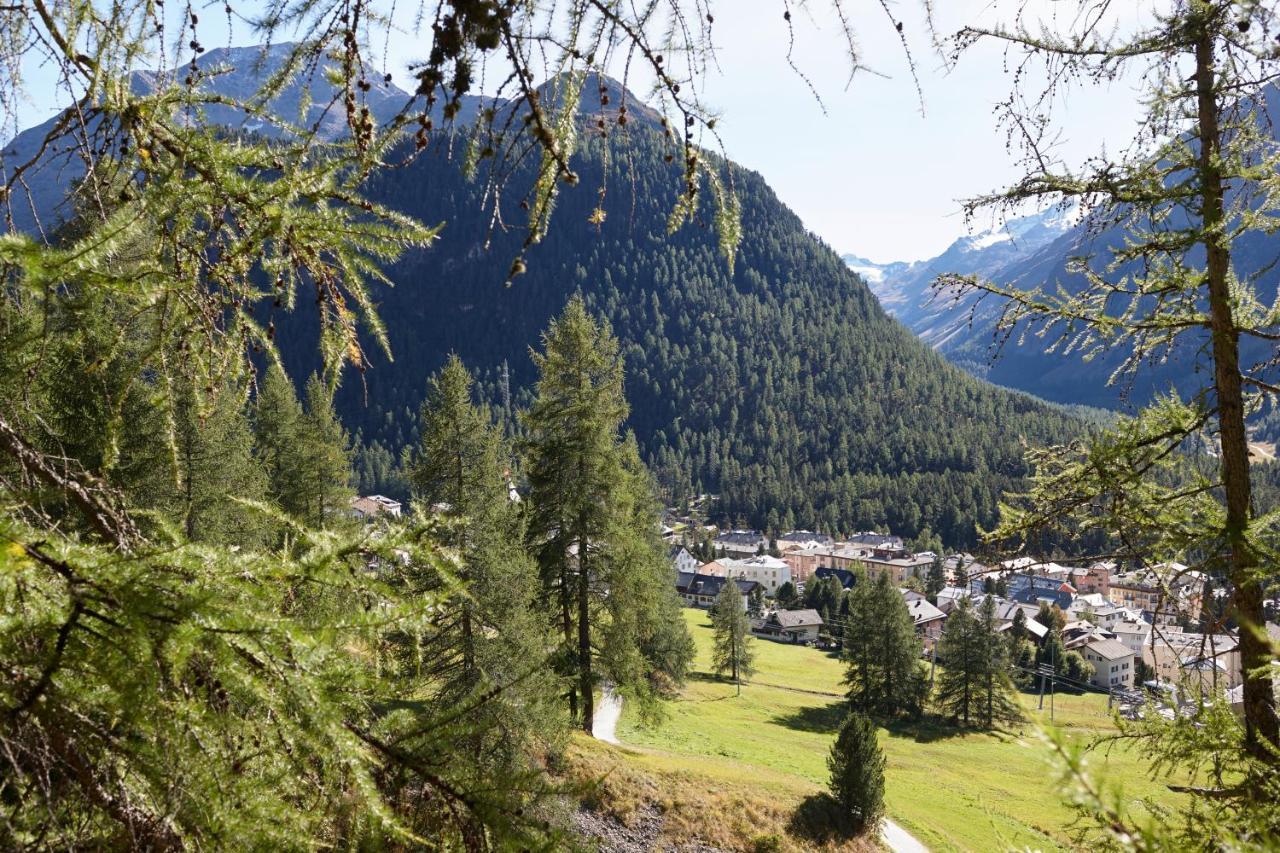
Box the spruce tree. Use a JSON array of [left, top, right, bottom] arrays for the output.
[[168, 384, 269, 546], [524, 297, 689, 731], [937, 596, 1020, 728], [926, 557, 946, 604], [253, 364, 308, 521], [710, 577, 755, 695], [299, 374, 354, 528], [410, 355, 559, 769], [978, 594, 1022, 727], [828, 712, 886, 835], [936, 596, 981, 726], [843, 570, 925, 718], [1009, 607, 1029, 647]]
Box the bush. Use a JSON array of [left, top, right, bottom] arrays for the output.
[[1062, 651, 1095, 691], [751, 832, 785, 852], [827, 712, 886, 834]]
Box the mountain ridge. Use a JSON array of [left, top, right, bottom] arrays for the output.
[[5, 43, 1086, 546]]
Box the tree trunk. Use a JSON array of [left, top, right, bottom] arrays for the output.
[[1194, 22, 1279, 761], [560, 548, 577, 723], [578, 538, 594, 733]]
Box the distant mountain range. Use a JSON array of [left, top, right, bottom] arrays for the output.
[[848, 191, 1280, 409], [844, 206, 1079, 350], [1, 44, 477, 234]]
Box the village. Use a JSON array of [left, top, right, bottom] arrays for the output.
[[347, 488, 1271, 716], [666, 517, 1273, 717]]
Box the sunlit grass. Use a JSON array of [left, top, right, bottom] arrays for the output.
[[614, 608, 1185, 852]]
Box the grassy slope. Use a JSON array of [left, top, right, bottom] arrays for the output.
[[615, 609, 1185, 852]]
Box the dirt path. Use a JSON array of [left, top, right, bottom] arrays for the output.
[[597, 684, 930, 852], [593, 684, 623, 744], [879, 816, 930, 853]]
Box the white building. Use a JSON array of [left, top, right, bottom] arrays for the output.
[[1082, 637, 1136, 690], [351, 494, 402, 520], [713, 529, 770, 558], [668, 544, 700, 575], [1107, 617, 1153, 656], [720, 555, 792, 595]]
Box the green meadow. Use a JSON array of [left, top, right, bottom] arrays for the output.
[[614, 608, 1185, 851]]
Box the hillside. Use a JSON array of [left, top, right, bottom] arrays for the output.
[[607, 609, 1187, 852], [849, 94, 1280, 410], [283, 108, 1085, 546], [3, 45, 1086, 547]]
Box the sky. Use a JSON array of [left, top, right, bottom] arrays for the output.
[[5, 0, 1150, 263]]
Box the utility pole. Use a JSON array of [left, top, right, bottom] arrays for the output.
[[1038, 663, 1054, 712]]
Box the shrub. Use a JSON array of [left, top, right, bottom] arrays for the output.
[[827, 712, 886, 834]]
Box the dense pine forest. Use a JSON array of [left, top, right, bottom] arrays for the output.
[[279, 113, 1086, 547]]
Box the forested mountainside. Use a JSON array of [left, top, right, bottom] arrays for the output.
[[2, 44, 1086, 547], [273, 96, 1084, 547]]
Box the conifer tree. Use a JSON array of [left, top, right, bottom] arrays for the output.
[[978, 595, 1022, 727], [299, 374, 354, 527], [412, 355, 499, 674], [1009, 607, 1029, 647], [410, 355, 559, 770], [253, 364, 308, 521], [524, 297, 689, 731], [843, 570, 926, 717], [828, 712, 886, 835], [936, 596, 1020, 728], [168, 384, 269, 546], [926, 557, 947, 604], [944, 4, 1280, 836], [711, 577, 755, 694], [936, 596, 981, 726]]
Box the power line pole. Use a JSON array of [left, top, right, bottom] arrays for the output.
[[1038, 663, 1054, 712]]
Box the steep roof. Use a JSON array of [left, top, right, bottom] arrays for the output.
[[1085, 637, 1134, 660], [677, 573, 761, 597], [814, 566, 858, 589], [905, 597, 945, 625], [770, 608, 824, 628]]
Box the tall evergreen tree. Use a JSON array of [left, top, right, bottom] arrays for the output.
[[936, 595, 1020, 728], [298, 374, 354, 527], [926, 557, 947, 604], [168, 385, 269, 546], [710, 578, 755, 695], [936, 596, 981, 726], [828, 712, 886, 835], [524, 297, 689, 731], [253, 364, 308, 520], [843, 570, 926, 718], [410, 355, 559, 771]]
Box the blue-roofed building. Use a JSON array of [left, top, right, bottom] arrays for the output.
[[814, 566, 859, 589]]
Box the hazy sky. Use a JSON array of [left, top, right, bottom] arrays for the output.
[[692, 1, 1147, 262], [6, 0, 1149, 262]]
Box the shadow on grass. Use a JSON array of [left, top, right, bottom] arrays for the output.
[[787, 793, 873, 846], [769, 700, 846, 734], [881, 715, 971, 744], [685, 670, 743, 702], [770, 701, 973, 743]]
